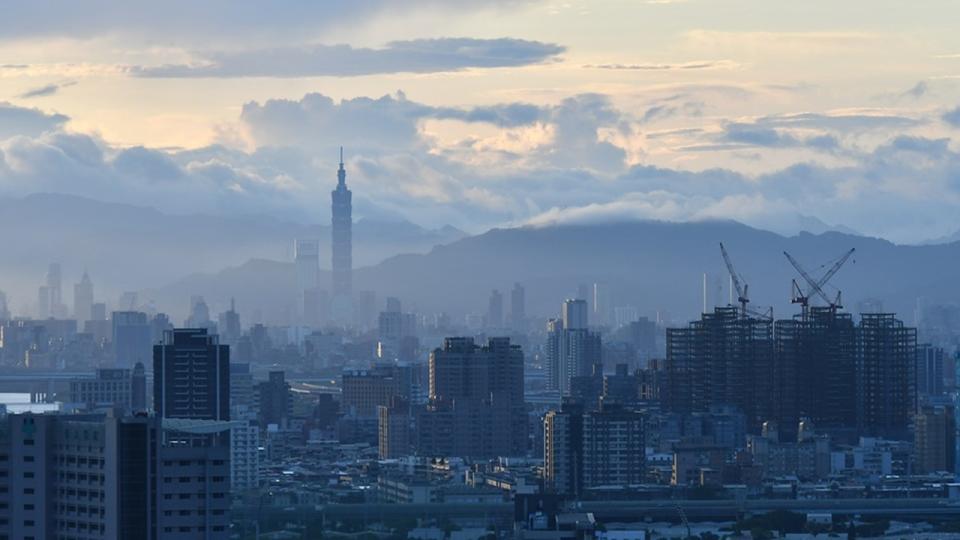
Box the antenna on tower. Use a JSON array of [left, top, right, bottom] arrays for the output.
[[339, 146, 343, 165]]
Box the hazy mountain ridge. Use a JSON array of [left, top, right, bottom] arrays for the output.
[[148, 219, 960, 324], [0, 193, 466, 312]]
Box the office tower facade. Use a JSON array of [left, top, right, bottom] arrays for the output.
[[154, 328, 230, 421], [256, 370, 292, 429], [511, 283, 525, 331], [665, 306, 775, 432], [915, 404, 957, 474], [331, 148, 353, 319], [418, 337, 527, 458], [487, 289, 503, 328], [546, 299, 602, 394], [0, 291, 8, 321], [775, 308, 857, 439], [112, 311, 152, 367], [857, 313, 917, 439], [581, 402, 646, 488], [73, 270, 94, 323]]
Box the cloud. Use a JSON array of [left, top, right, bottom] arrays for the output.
[[943, 106, 960, 127], [0, 102, 68, 139], [584, 60, 738, 71], [131, 38, 564, 78], [17, 81, 77, 99], [900, 81, 929, 100], [0, 93, 959, 243], [0, 1, 528, 44]]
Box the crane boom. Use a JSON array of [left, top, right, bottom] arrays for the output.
[[815, 248, 855, 292], [784, 248, 855, 311], [720, 242, 749, 314], [784, 251, 832, 305]]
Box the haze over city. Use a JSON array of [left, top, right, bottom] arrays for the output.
[[0, 2, 959, 539]]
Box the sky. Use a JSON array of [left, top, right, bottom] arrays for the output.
[[1, 0, 960, 243]]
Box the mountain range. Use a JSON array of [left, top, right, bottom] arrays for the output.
[[148, 219, 957, 324]]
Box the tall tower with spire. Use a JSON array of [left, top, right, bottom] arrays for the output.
[[331, 147, 353, 320]]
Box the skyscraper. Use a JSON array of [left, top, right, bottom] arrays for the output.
[[0, 290, 8, 321], [487, 289, 503, 328], [331, 147, 353, 320], [294, 238, 320, 324], [154, 328, 230, 421], [40, 262, 65, 319], [73, 270, 94, 323], [546, 299, 602, 394]]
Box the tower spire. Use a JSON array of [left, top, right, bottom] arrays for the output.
[[337, 146, 346, 187]]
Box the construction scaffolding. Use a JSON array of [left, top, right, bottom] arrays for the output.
[[665, 306, 775, 433]]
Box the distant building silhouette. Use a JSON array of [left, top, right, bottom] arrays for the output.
[[73, 270, 94, 323], [331, 147, 353, 321], [112, 311, 151, 368], [546, 299, 602, 394]]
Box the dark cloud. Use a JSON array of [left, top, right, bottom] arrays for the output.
[[900, 81, 929, 100], [943, 106, 960, 127], [0, 102, 68, 138], [131, 38, 564, 78], [17, 81, 77, 99]]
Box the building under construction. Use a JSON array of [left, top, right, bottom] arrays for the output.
[[857, 313, 917, 440], [775, 307, 857, 441], [665, 306, 775, 433]]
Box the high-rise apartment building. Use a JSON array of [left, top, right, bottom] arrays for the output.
[[154, 328, 230, 421], [546, 299, 602, 394], [417, 337, 526, 458], [915, 404, 956, 474], [0, 413, 231, 539]]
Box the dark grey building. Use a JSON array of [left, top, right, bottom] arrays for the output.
[[154, 328, 230, 421]]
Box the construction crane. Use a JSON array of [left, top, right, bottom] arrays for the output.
[[720, 243, 773, 321], [720, 242, 749, 316], [783, 248, 856, 314]]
